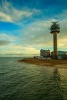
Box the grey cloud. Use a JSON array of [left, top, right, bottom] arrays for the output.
[[0, 40, 10, 45]]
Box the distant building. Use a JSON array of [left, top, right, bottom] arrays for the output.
[[62, 54, 67, 59], [40, 49, 50, 57], [51, 51, 67, 59]]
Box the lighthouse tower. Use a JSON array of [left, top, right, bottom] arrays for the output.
[[50, 22, 60, 59]]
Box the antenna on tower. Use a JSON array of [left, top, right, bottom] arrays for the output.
[[52, 21, 58, 24]]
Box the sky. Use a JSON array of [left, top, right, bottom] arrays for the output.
[[0, 0, 67, 55]]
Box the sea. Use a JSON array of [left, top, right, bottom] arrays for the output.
[[0, 57, 67, 100]]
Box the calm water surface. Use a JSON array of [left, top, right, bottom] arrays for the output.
[[0, 57, 67, 100]]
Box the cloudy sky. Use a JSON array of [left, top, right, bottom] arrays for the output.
[[0, 0, 67, 55]]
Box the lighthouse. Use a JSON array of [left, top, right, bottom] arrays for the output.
[[50, 22, 60, 59]]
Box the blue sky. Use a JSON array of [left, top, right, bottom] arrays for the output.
[[0, 0, 67, 55]]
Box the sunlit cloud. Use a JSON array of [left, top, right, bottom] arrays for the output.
[[0, 44, 39, 54], [20, 19, 55, 48], [0, 11, 12, 22], [20, 18, 67, 51], [0, 1, 40, 23], [58, 37, 67, 48], [0, 33, 19, 43], [0, 0, 67, 55]]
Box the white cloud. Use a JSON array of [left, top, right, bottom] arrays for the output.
[[0, 17, 67, 54], [0, 1, 40, 23], [58, 37, 67, 48], [20, 18, 67, 51], [0, 1, 67, 54], [0, 33, 17, 42], [0, 11, 12, 22], [0, 44, 39, 54], [0, 33, 39, 54], [20, 19, 56, 47], [57, 19, 67, 50]]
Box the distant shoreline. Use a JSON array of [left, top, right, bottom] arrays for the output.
[[18, 58, 67, 68]]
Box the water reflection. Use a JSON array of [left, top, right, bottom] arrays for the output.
[[53, 68, 61, 81], [46, 68, 64, 100]]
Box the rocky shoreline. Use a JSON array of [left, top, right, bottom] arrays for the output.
[[18, 58, 67, 68]]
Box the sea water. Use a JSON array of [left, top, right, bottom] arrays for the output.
[[0, 57, 67, 100]]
